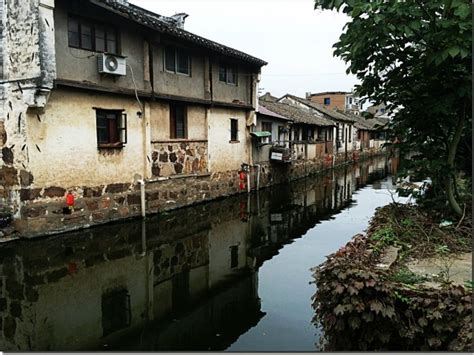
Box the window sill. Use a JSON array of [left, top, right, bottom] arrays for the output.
[[98, 143, 124, 149], [165, 70, 191, 77], [229, 140, 240, 144], [219, 81, 237, 86]]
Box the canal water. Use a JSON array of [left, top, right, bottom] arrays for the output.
[[0, 155, 406, 351]]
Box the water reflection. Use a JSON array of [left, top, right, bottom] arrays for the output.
[[0, 156, 399, 351]]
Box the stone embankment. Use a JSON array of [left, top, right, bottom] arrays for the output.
[[312, 203, 472, 351], [1, 151, 389, 241]]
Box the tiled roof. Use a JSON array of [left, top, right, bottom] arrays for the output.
[[351, 114, 389, 131], [92, 0, 267, 67], [259, 100, 334, 127], [341, 112, 379, 131], [281, 94, 355, 123], [258, 105, 292, 121]]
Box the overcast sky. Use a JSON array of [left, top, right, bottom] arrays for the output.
[[129, 0, 358, 98]]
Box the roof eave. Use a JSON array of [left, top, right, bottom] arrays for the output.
[[91, 0, 267, 67]]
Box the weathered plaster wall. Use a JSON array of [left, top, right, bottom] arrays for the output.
[[27, 88, 147, 187], [1, 0, 56, 220], [207, 107, 250, 172], [54, 0, 150, 93], [3, 0, 41, 82], [211, 62, 251, 105], [149, 103, 207, 141], [152, 44, 207, 100]]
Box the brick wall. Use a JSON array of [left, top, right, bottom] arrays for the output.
[[309, 94, 346, 111]]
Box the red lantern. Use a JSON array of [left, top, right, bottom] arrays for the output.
[[239, 171, 247, 191], [66, 192, 75, 207]]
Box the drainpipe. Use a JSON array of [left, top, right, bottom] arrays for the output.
[[255, 164, 261, 191], [247, 170, 251, 194], [138, 179, 146, 218]]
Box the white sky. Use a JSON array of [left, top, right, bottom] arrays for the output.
[[129, 0, 358, 98]]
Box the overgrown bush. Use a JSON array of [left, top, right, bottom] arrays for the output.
[[312, 204, 472, 351]]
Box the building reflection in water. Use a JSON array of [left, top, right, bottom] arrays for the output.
[[0, 156, 398, 351]]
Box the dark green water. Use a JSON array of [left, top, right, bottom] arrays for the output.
[[0, 156, 407, 351]]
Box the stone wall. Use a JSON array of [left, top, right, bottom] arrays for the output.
[[151, 141, 208, 177], [7, 147, 388, 239], [12, 168, 243, 238]]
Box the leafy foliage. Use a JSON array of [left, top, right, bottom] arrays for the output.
[[312, 204, 472, 351], [314, 0, 472, 215]]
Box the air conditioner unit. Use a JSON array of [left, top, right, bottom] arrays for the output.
[[98, 53, 127, 76]]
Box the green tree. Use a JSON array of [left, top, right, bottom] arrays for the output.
[[315, 0, 472, 215]]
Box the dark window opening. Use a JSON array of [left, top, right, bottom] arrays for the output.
[[68, 15, 118, 54], [302, 127, 308, 141], [172, 270, 190, 313], [219, 64, 238, 85], [165, 46, 190, 75], [170, 105, 187, 139], [230, 245, 239, 269], [96, 110, 127, 148], [324, 97, 331, 105], [102, 288, 131, 336], [230, 118, 239, 142]]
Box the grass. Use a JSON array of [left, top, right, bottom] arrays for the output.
[[391, 266, 427, 285]]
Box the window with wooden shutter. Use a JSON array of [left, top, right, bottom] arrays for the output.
[[95, 109, 126, 148]]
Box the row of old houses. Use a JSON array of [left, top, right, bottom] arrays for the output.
[[252, 92, 389, 180], [0, 0, 390, 238]]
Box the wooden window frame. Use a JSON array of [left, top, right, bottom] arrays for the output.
[[95, 109, 127, 149], [219, 64, 238, 86], [170, 104, 188, 139], [164, 46, 191, 76], [261, 121, 272, 144], [68, 15, 119, 54]]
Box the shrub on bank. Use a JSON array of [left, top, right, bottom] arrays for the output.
[[312, 204, 472, 351]]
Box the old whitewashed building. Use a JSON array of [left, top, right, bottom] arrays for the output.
[[0, 0, 266, 237]]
